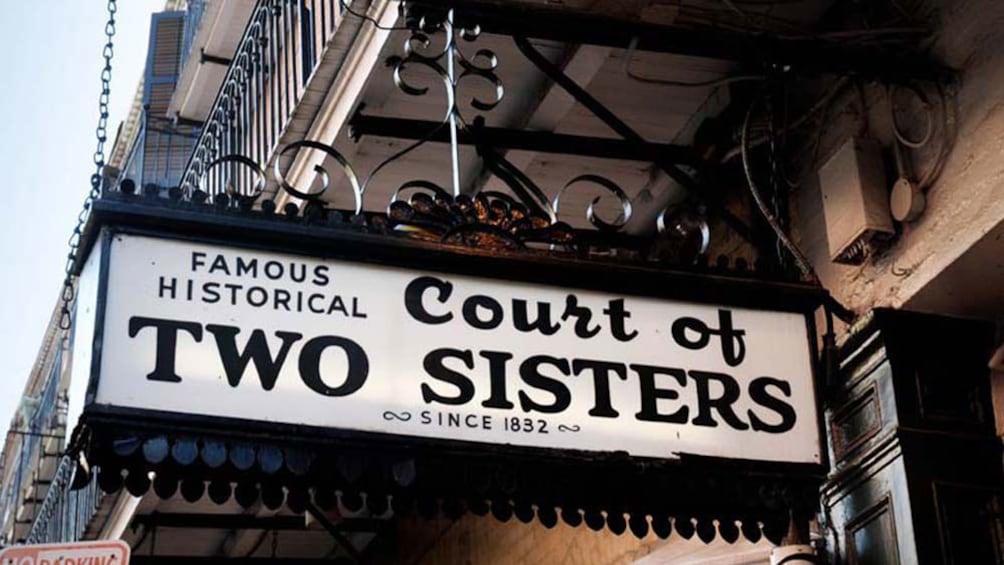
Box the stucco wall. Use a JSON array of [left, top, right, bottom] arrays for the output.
[[795, 0, 1004, 317]]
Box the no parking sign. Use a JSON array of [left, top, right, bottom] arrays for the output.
[[0, 540, 129, 565]]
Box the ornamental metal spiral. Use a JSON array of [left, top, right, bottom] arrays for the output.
[[387, 188, 575, 250], [553, 174, 633, 232], [154, 1, 710, 262]]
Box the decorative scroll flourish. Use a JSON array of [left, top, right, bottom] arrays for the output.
[[273, 140, 363, 213], [170, 5, 643, 239], [454, 28, 505, 112], [478, 146, 557, 222], [387, 185, 575, 250], [123, 2, 722, 269], [378, 9, 504, 198], [391, 16, 505, 116], [553, 174, 633, 232], [201, 154, 266, 205], [382, 411, 413, 422], [658, 205, 711, 257]]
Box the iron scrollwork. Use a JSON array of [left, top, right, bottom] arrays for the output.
[[554, 174, 633, 233], [388, 185, 575, 250], [273, 140, 362, 212], [146, 5, 713, 264]]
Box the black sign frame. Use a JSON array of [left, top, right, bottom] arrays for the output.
[[73, 195, 830, 544]]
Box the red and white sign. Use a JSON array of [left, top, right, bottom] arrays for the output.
[[0, 540, 129, 565]]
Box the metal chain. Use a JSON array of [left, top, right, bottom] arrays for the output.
[[59, 0, 117, 331]]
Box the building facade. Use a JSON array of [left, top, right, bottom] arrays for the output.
[[2, 0, 1003, 563]]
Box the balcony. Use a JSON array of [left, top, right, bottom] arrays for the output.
[[23, 456, 102, 544], [113, 0, 755, 276], [103, 0, 937, 283], [119, 111, 201, 192], [178, 0, 346, 200], [0, 337, 70, 544]]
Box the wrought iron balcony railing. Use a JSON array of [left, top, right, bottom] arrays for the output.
[[119, 111, 201, 191], [98, 2, 821, 281], [99, 4, 744, 274], [1, 346, 67, 543], [24, 456, 102, 545], [178, 0, 342, 199]]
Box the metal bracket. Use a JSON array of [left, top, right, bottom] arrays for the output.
[[200, 47, 233, 67], [349, 111, 700, 165]]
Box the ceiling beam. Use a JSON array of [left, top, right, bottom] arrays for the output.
[[462, 43, 610, 201], [348, 113, 699, 165], [514, 35, 754, 243], [452, 43, 605, 196], [216, 505, 276, 559], [522, 45, 610, 134], [623, 88, 733, 236], [406, 0, 946, 80]]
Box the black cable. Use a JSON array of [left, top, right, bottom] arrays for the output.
[[243, 529, 272, 558], [338, 0, 410, 31], [889, 83, 934, 149], [723, 76, 851, 163], [741, 96, 818, 282], [623, 37, 765, 87], [919, 80, 955, 191]]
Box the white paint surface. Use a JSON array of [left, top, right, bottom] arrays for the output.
[[88, 233, 820, 463]]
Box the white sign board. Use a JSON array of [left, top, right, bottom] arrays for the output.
[[76, 233, 821, 464], [0, 540, 130, 565]]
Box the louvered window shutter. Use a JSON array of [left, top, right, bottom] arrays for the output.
[[141, 11, 198, 188], [144, 12, 184, 116]]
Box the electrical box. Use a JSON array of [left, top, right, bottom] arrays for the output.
[[818, 137, 894, 264]]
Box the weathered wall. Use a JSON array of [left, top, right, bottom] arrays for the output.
[[795, 0, 1004, 318]]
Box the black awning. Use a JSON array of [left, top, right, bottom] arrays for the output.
[[79, 409, 822, 545]]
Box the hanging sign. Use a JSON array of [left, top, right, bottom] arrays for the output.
[[74, 232, 821, 464], [0, 540, 130, 565]]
